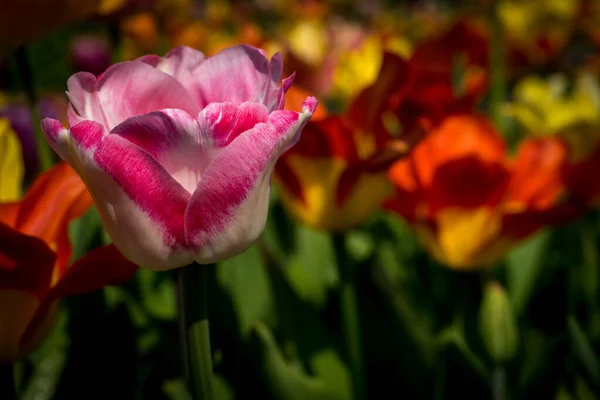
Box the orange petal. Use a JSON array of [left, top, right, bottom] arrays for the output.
[[12, 162, 93, 272], [505, 137, 567, 211], [411, 114, 506, 190], [0, 202, 19, 228]]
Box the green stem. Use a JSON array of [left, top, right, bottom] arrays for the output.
[[489, 2, 507, 134], [0, 363, 17, 400], [491, 365, 507, 400], [332, 234, 366, 400], [176, 263, 215, 400], [13, 47, 53, 171]]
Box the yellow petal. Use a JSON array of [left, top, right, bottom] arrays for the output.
[[428, 208, 504, 270], [287, 19, 328, 66], [275, 156, 392, 232], [333, 35, 383, 101], [0, 118, 24, 202], [507, 73, 600, 135]]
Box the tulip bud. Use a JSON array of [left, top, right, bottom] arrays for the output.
[[478, 281, 519, 362]]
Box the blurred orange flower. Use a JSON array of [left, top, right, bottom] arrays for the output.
[[386, 114, 580, 270], [0, 162, 137, 361], [386, 21, 488, 136]]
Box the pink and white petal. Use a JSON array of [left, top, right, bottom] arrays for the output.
[[66, 72, 104, 126], [190, 45, 284, 111], [91, 134, 194, 269], [184, 97, 318, 263], [41, 118, 104, 168], [198, 102, 269, 148], [112, 109, 212, 193], [276, 72, 295, 111], [140, 46, 206, 87], [67, 103, 86, 128], [68, 61, 201, 130], [42, 118, 195, 270]]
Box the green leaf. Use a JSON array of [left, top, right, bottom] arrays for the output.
[[104, 285, 149, 329], [568, 316, 600, 385], [162, 378, 191, 400], [345, 230, 375, 263], [286, 225, 338, 308], [437, 318, 488, 380], [138, 269, 177, 321], [68, 207, 102, 261], [516, 328, 561, 396], [575, 377, 596, 400], [506, 229, 551, 316], [217, 245, 274, 337], [253, 322, 350, 400]]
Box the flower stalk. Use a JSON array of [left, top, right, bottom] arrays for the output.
[[332, 233, 366, 400], [176, 263, 215, 400]]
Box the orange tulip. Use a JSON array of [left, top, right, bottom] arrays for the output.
[[0, 162, 137, 361], [386, 113, 583, 270]]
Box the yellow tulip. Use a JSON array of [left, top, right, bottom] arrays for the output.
[[505, 73, 600, 161], [0, 119, 23, 202]]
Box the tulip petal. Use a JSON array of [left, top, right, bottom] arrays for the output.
[[42, 118, 195, 270], [198, 102, 269, 147], [185, 98, 317, 263], [0, 119, 24, 202], [189, 45, 287, 111], [66, 61, 201, 130], [112, 109, 212, 193], [10, 162, 92, 273], [505, 137, 567, 210], [21, 244, 137, 349], [0, 223, 55, 296], [138, 45, 206, 87]]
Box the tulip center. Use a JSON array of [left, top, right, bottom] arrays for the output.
[[159, 147, 221, 194]]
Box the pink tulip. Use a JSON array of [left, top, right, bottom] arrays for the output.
[[41, 45, 317, 270]]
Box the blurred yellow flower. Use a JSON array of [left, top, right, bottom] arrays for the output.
[[287, 19, 328, 66], [498, 0, 580, 63], [0, 119, 23, 202], [505, 73, 600, 160], [333, 35, 383, 101]]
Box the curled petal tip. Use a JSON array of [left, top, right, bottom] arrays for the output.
[[40, 118, 66, 143], [302, 96, 318, 114]]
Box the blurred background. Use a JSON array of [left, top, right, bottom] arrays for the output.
[[2, 0, 600, 399]]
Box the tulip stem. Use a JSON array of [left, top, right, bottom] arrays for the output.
[[13, 46, 53, 171], [176, 263, 215, 400], [0, 363, 16, 400], [491, 365, 507, 400], [332, 233, 366, 400]]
